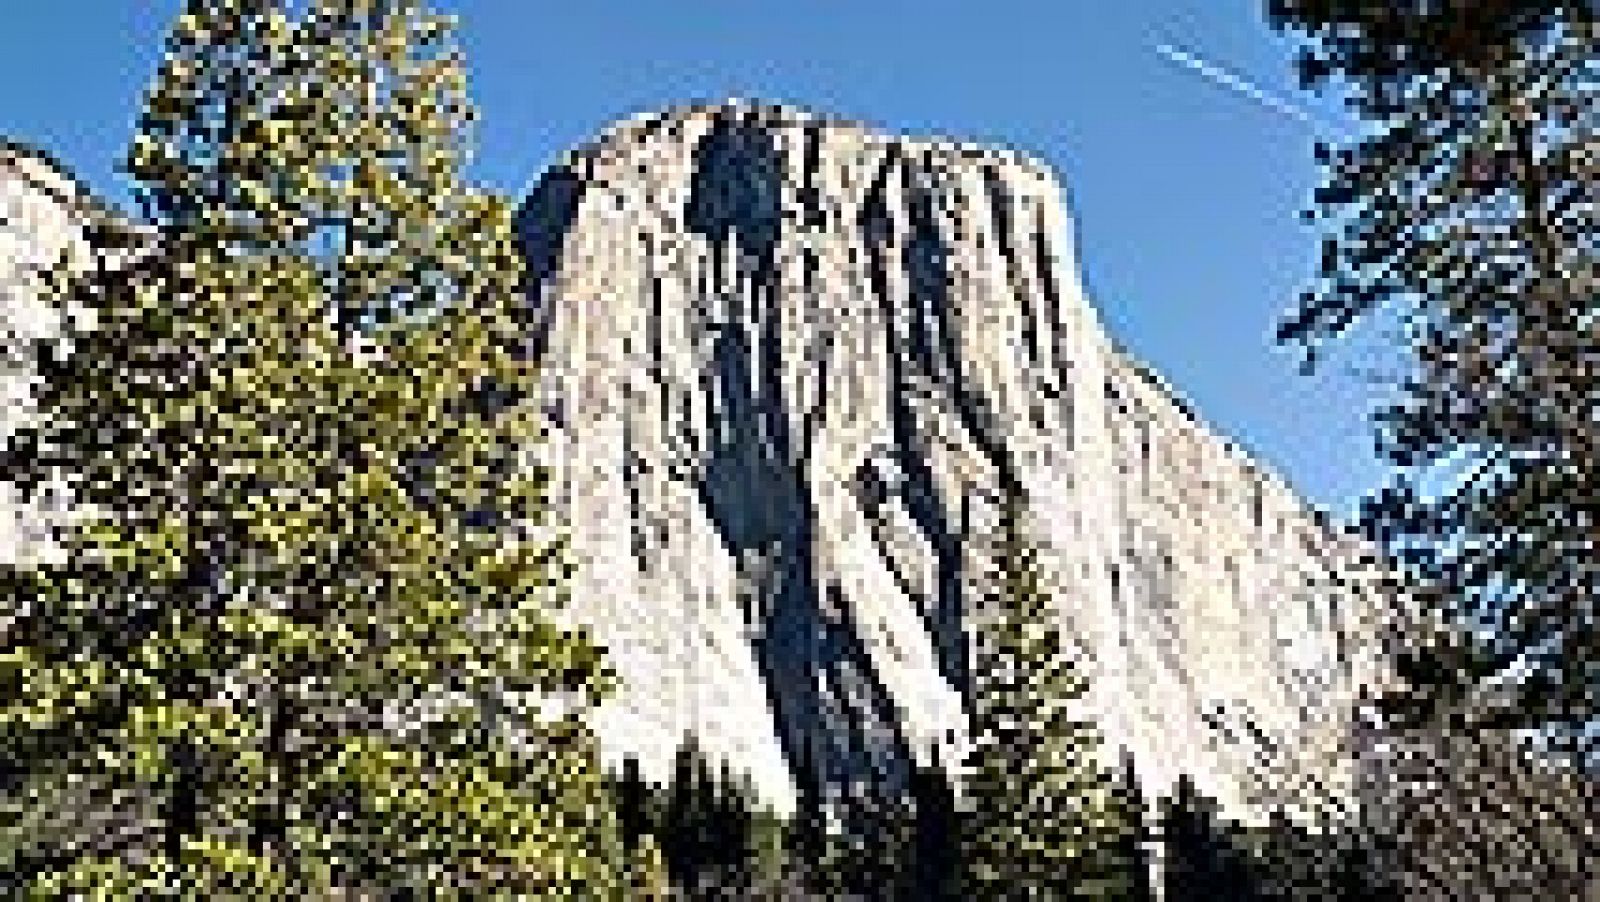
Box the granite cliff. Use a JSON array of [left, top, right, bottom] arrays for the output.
[[513, 101, 1390, 839]]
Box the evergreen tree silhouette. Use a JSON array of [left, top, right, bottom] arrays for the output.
[[655, 732, 780, 896], [786, 739, 836, 897], [614, 755, 655, 854], [1116, 751, 1155, 902], [661, 733, 708, 893], [707, 757, 757, 894], [907, 745, 961, 900], [1162, 775, 1263, 901]]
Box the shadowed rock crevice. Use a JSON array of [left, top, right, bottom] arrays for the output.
[[859, 149, 974, 704], [686, 111, 914, 833], [513, 163, 585, 367]]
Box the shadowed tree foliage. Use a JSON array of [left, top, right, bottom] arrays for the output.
[[0, 1, 640, 894], [784, 738, 840, 897], [905, 745, 963, 900], [1234, 807, 1400, 901], [613, 755, 657, 855], [607, 756, 671, 898], [1267, 0, 1598, 748], [653, 732, 790, 898], [660, 733, 714, 894], [829, 786, 915, 898], [1271, 1, 1594, 93], [1140, 771, 1398, 901], [1114, 752, 1154, 902], [1161, 775, 1262, 902], [961, 491, 1142, 898]]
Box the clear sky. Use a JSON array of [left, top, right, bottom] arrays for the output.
[[0, 0, 1395, 519]]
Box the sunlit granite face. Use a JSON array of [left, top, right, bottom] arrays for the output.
[[514, 101, 1392, 835], [0, 146, 106, 567]]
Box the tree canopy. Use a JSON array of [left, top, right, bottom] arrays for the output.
[[1269, 0, 1597, 744], [961, 493, 1142, 897], [1, 1, 637, 894]]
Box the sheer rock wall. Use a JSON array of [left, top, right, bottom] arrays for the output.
[[515, 101, 1391, 831]]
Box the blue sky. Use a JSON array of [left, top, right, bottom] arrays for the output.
[[1, 0, 1393, 519]]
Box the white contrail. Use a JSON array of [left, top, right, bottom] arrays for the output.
[[1154, 40, 1346, 140]]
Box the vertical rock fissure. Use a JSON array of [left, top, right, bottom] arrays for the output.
[[513, 163, 585, 363], [1033, 209, 1076, 444], [861, 147, 973, 710], [685, 111, 913, 844]]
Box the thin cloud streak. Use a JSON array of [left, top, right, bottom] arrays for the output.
[[1154, 40, 1346, 140]]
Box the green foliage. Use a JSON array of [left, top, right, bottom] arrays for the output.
[[1268, 1, 1598, 740], [960, 493, 1143, 898], [1161, 775, 1263, 901], [1, 0, 628, 895], [748, 803, 790, 893], [607, 738, 791, 898], [627, 833, 672, 900], [1113, 752, 1154, 902], [1159, 777, 1393, 902], [907, 746, 963, 900], [784, 739, 840, 896]]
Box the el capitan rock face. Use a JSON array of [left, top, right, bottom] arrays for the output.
[[514, 101, 1390, 833]]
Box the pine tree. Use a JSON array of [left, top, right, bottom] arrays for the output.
[[748, 787, 790, 896], [661, 733, 706, 892], [607, 755, 673, 896], [1161, 776, 1209, 902], [654, 733, 785, 897], [713, 758, 760, 893], [961, 491, 1140, 898], [785, 738, 841, 898], [613, 755, 656, 854], [1, 1, 627, 894], [907, 745, 962, 900], [1267, 1, 1598, 748], [1114, 751, 1154, 902], [1161, 775, 1262, 902]]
